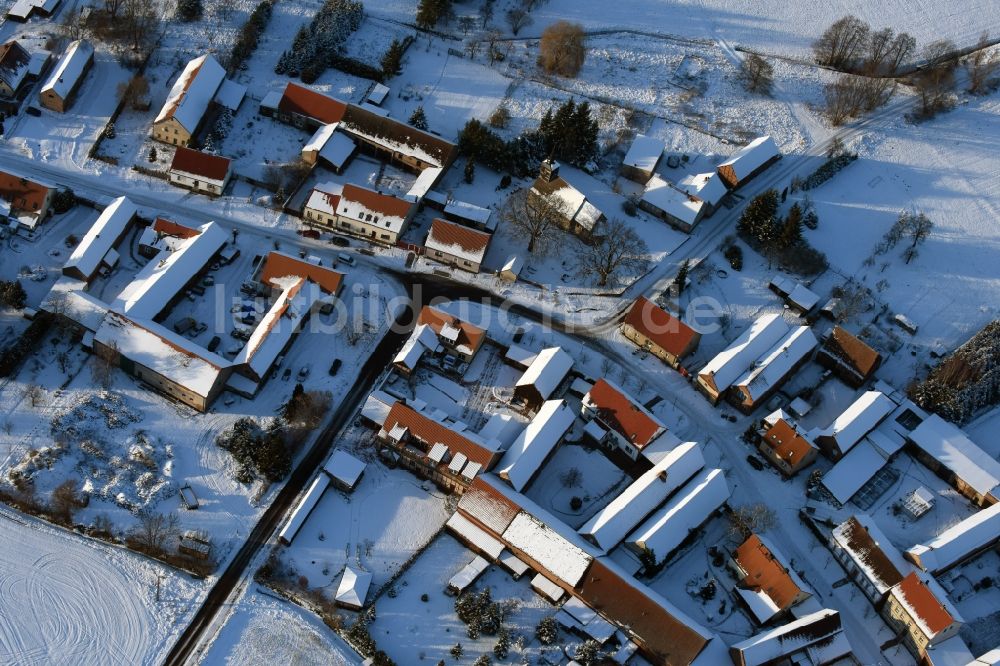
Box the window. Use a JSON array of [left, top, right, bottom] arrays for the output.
[[380, 233, 389, 240]]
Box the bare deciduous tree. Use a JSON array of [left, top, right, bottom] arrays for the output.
[[966, 32, 1000, 94], [505, 7, 532, 36], [727, 503, 777, 541], [576, 218, 649, 287], [813, 15, 870, 70], [739, 53, 773, 95], [823, 73, 893, 125], [24, 384, 43, 408], [538, 20, 586, 78], [132, 510, 180, 555], [123, 0, 161, 52], [501, 189, 565, 255], [116, 75, 149, 110], [912, 39, 959, 119], [50, 479, 81, 524], [91, 340, 118, 389], [105, 0, 125, 20]]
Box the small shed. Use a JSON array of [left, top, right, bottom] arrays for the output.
[[499, 255, 523, 282], [447, 555, 490, 595], [902, 486, 934, 519], [336, 566, 373, 610], [366, 82, 389, 106], [323, 449, 366, 491]]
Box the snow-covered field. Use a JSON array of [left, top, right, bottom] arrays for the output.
[[0, 507, 199, 666]]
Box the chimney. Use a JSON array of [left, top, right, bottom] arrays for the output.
[[539, 159, 559, 183]]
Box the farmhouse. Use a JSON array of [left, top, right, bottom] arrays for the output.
[[302, 182, 342, 229], [579, 441, 705, 551], [151, 54, 226, 146], [716, 136, 781, 189], [168, 146, 231, 196], [38, 39, 93, 112], [905, 414, 1000, 507], [334, 183, 415, 245], [416, 305, 486, 362], [729, 534, 812, 624], [816, 325, 882, 388], [529, 160, 605, 241], [882, 572, 963, 658], [729, 609, 854, 666], [626, 467, 730, 565], [696, 313, 790, 404], [640, 175, 705, 233], [7, 0, 60, 21], [620, 134, 665, 182], [512, 346, 574, 413], [0, 169, 53, 230], [676, 171, 728, 216], [757, 414, 818, 476], [729, 326, 818, 413], [810, 391, 896, 460], [62, 196, 138, 282], [905, 502, 1000, 574], [829, 514, 909, 603], [0, 41, 32, 98], [581, 378, 669, 461], [423, 218, 491, 273], [620, 296, 700, 368], [377, 402, 503, 493], [496, 399, 576, 492]]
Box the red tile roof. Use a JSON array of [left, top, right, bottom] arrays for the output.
[[839, 517, 905, 591], [417, 306, 486, 353], [152, 217, 201, 239], [823, 326, 882, 377], [623, 296, 698, 357], [260, 252, 344, 295], [340, 183, 413, 219], [586, 378, 664, 448], [382, 402, 497, 468], [894, 572, 955, 637], [458, 476, 522, 534], [0, 170, 51, 214], [761, 419, 816, 469], [169, 146, 231, 182], [427, 218, 491, 254], [733, 534, 805, 611], [278, 82, 348, 124]]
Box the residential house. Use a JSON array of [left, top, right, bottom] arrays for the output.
[[62, 196, 138, 282], [529, 160, 604, 241], [729, 534, 812, 624], [261, 81, 347, 129], [168, 146, 231, 196], [729, 326, 818, 414], [392, 323, 440, 377], [696, 314, 791, 404], [443, 200, 494, 232], [302, 182, 343, 229], [512, 347, 573, 413], [416, 305, 486, 363], [729, 609, 855, 666], [7, 0, 61, 21], [377, 402, 502, 493], [905, 414, 1000, 507], [0, 169, 54, 230], [905, 502, 1000, 574], [829, 514, 910, 604], [620, 134, 665, 182], [151, 54, 225, 146], [0, 41, 32, 98], [424, 218, 491, 273], [640, 175, 706, 233], [496, 399, 576, 492], [757, 414, 818, 476], [882, 572, 963, 659], [716, 136, 781, 189], [676, 171, 728, 217], [38, 39, 93, 112], [816, 326, 882, 388], [620, 295, 700, 368], [334, 183, 415, 245], [811, 391, 896, 460], [581, 378, 668, 461]]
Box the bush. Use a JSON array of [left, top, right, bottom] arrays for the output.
[[724, 244, 743, 271], [176, 0, 202, 21], [0, 280, 28, 310], [800, 153, 857, 190], [570, 496, 583, 510], [488, 105, 511, 129], [622, 195, 638, 216], [535, 616, 558, 645], [539, 21, 586, 77], [51, 189, 76, 214], [216, 418, 292, 482]]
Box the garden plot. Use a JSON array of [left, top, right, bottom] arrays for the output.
[[524, 444, 629, 529], [0, 508, 200, 666], [369, 533, 563, 665]]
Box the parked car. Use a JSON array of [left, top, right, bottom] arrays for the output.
[[282, 368, 291, 380], [297, 365, 310, 381], [193, 322, 208, 335], [337, 252, 355, 266], [25, 106, 41, 117], [746, 455, 765, 471], [298, 229, 321, 239], [173, 317, 196, 334], [330, 236, 349, 247], [241, 313, 257, 325], [329, 358, 342, 375], [202, 276, 215, 287], [207, 335, 221, 352]]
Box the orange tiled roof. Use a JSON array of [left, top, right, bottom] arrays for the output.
[[382, 402, 496, 468], [169, 146, 231, 181], [623, 296, 698, 357], [427, 218, 491, 253], [894, 572, 955, 636], [417, 306, 485, 353], [733, 534, 805, 610], [586, 378, 663, 448], [761, 419, 815, 469], [260, 252, 344, 295], [278, 82, 348, 124]]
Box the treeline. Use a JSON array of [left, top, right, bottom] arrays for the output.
[[458, 98, 598, 176], [910, 320, 1000, 424], [229, 0, 273, 73], [275, 0, 363, 84], [814, 17, 916, 75]]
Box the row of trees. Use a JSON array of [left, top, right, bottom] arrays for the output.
[[737, 190, 828, 275], [229, 0, 273, 72], [814, 16, 916, 75], [274, 0, 363, 83]]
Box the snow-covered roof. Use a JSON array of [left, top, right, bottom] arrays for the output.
[[444, 200, 494, 230], [235, 278, 318, 380], [213, 78, 246, 111], [425, 218, 491, 265], [677, 172, 728, 207], [730, 609, 843, 666], [732, 326, 818, 401], [821, 439, 890, 504], [628, 468, 730, 561], [477, 413, 525, 451], [973, 648, 1000, 665], [0, 41, 30, 92], [111, 222, 227, 320], [154, 54, 226, 134], [717, 136, 780, 184], [337, 184, 412, 234], [699, 313, 791, 392], [40, 39, 92, 101], [515, 347, 573, 400], [361, 390, 395, 425], [446, 511, 504, 559], [906, 502, 1000, 573], [583, 378, 666, 449], [392, 323, 439, 370], [41, 278, 108, 331], [622, 134, 665, 173], [94, 314, 229, 398], [304, 182, 343, 217], [367, 82, 389, 105], [907, 414, 1000, 499], [923, 636, 975, 666], [448, 555, 490, 592], [580, 441, 704, 551], [279, 474, 329, 544], [530, 573, 565, 602], [812, 391, 896, 456], [504, 344, 537, 368], [303, 124, 356, 170], [641, 175, 704, 225], [323, 449, 366, 489], [831, 514, 909, 594], [496, 400, 575, 492], [639, 430, 684, 466], [404, 167, 443, 201], [64, 196, 136, 280], [533, 178, 604, 232], [738, 587, 782, 624], [503, 511, 593, 586], [335, 566, 372, 609], [500, 255, 523, 277]]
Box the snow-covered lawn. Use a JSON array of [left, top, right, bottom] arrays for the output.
[[0, 507, 199, 666], [524, 443, 629, 529]]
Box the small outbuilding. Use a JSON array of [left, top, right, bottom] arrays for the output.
[[323, 449, 366, 491], [335, 566, 373, 610], [38, 39, 93, 112]]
